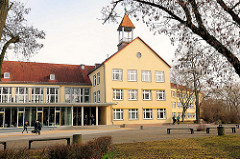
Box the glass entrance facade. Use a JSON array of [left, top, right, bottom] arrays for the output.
[[1, 107, 72, 128]]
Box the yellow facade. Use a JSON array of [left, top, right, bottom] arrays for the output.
[[89, 38, 172, 125], [170, 87, 197, 121]]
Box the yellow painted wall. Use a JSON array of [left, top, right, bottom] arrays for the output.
[[103, 38, 172, 125]]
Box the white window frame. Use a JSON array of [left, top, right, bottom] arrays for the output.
[[4, 72, 10, 79], [142, 90, 152, 100], [172, 102, 176, 108], [31, 87, 44, 103], [112, 69, 123, 81], [97, 72, 100, 85], [93, 92, 97, 103], [171, 91, 175, 97], [128, 89, 138, 100], [46, 87, 59, 103], [142, 70, 151, 82], [113, 109, 124, 120], [97, 90, 100, 103], [15, 87, 28, 103], [129, 109, 138, 120], [143, 109, 152, 119], [156, 90, 165, 100], [128, 70, 137, 81], [0, 87, 12, 103], [93, 75, 97, 86], [50, 74, 55, 80], [157, 108, 166, 119], [155, 71, 165, 82], [113, 89, 123, 100], [177, 102, 182, 108]]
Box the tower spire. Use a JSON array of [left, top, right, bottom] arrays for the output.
[[117, 13, 135, 51]]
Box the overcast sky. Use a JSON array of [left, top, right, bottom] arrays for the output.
[[9, 0, 176, 66]]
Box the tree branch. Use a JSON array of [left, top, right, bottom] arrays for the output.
[[217, 0, 240, 27]]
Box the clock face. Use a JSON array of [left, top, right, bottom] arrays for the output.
[[137, 52, 142, 58]]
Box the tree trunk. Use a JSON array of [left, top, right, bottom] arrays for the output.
[[0, 0, 9, 40]]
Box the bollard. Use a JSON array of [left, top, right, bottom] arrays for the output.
[[217, 126, 225, 136], [73, 134, 82, 144], [140, 125, 143, 130]]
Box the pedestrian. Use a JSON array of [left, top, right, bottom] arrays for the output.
[[22, 121, 28, 133], [172, 116, 176, 125], [90, 114, 95, 125], [84, 114, 88, 126], [33, 120, 41, 135], [177, 116, 180, 125]]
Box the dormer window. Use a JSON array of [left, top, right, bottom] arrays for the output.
[[4, 72, 10, 79], [50, 74, 55, 80]]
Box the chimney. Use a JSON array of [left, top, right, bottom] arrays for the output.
[[95, 63, 101, 68]]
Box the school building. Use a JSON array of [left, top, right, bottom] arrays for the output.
[[0, 14, 197, 128]]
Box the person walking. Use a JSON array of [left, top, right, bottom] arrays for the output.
[[177, 116, 180, 125], [172, 116, 176, 125], [90, 114, 95, 125], [22, 121, 28, 133], [36, 120, 42, 135]]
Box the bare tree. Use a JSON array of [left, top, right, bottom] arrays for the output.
[[0, 0, 9, 40], [0, 1, 45, 80], [102, 0, 240, 79]]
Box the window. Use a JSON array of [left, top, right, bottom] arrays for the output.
[[93, 75, 97, 86], [97, 72, 100, 85], [157, 109, 166, 119], [0, 87, 12, 103], [193, 113, 196, 118], [64, 87, 90, 103], [112, 69, 123, 81], [143, 90, 152, 100], [155, 71, 164, 82], [128, 70, 137, 81], [156, 90, 165, 100], [15, 87, 28, 103], [65, 87, 71, 103], [172, 102, 176, 108], [93, 92, 97, 103], [128, 89, 138, 100], [171, 91, 175, 97], [177, 102, 182, 108], [46, 87, 58, 103], [4, 72, 10, 79], [97, 90, 100, 103], [113, 89, 123, 100], [143, 109, 152, 119], [50, 74, 55, 80], [172, 112, 176, 117], [129, 109, 138, 120], [178, 112, 182, 118], [142, 70, 151, 82], [113, 109, 123, 120], [31, 87, 44, 103]]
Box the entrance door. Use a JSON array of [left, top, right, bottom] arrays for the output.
[[37, 111, 43, 124], [55, 111, 61, 126], [0, 112, 4, 128], [17, 112, 24, 128]]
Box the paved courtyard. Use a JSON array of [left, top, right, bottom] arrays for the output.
[[0, 124, 239, 150]]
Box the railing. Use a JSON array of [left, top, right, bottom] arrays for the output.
[[119, 38, 133, 43]]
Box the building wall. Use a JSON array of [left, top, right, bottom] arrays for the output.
[[171, 88, 197, 121], [103, 38, 172, 125]]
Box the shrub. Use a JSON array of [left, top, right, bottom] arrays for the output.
[[43, 136, 112, 159], [0, 148, 28, 159]]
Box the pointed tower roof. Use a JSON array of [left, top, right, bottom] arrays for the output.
[[117, 14, 135, 31]]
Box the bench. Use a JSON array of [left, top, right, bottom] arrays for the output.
[[0, 142, 6, 150], [167, 128, 194, 134], [206, 127, 236, 134], [29, 137, 70, 149]]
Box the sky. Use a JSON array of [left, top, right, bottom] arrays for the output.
[[8, 0, 176, 66]]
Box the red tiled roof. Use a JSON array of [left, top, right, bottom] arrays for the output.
[[1, 61, 95, 84], [117, 14, 135, 31]]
